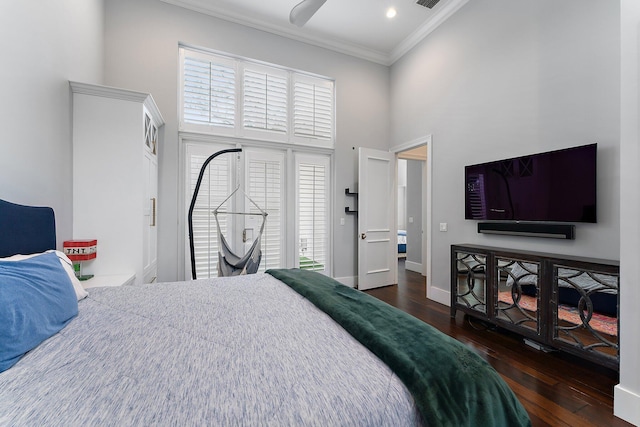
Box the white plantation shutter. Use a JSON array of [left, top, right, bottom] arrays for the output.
[[243, 66, 288, 134], [296, 154, 330, 273], [181, 50, 236, 131], [186, 144, 233, 279], [184, 143, 331, 277], [180, 47, 334, 147], [246, 151, 284, 272], [293, 75, 334, 145]]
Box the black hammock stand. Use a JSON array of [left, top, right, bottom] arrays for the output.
[[188, 148, 267, 280]]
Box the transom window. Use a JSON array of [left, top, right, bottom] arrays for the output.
[[179, 46, 335, 148]]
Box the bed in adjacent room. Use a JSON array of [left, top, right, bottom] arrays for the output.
[[398, 229, 407, 257], [0, 199, 530, 426]]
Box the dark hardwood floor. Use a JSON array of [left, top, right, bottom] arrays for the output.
[[364, 259, 631, 427]]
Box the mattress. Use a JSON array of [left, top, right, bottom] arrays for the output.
[[0, 274, 422, 426]]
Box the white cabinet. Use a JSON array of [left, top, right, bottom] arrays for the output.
[[70, 82, 164, 285]]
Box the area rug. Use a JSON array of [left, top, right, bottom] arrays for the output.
[[498, 291, 617, 337]]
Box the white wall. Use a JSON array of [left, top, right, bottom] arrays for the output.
[[103, 0, 390, 282], [390, 0, 620, 294], [0, 0, 104, 249], [616, 0, 640, 424], [398, 159, 407, 231], [406, 160, 423, 265]]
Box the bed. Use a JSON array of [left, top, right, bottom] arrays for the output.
[[0, 199, 530, 426], [398, 229, 407, 255]]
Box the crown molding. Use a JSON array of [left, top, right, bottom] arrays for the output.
[[69, 81, 164, 125], [389, 0, 470, 64], [159, 0, 389, 65], [159, 0, 467, 66]]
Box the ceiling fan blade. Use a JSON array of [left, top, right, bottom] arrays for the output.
[[289, 0, 327, 27]]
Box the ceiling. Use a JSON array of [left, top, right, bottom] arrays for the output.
[[160, 0, 469, 65]]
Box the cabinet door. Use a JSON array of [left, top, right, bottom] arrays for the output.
[[143, 150, 158, 282], [453, 250, 488, 316], [551, 264, 618, 367], [494, 258, 542, 337]]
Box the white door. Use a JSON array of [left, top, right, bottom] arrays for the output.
[[143, 149, 158, 283], [243, 149, 285, 272], [358, 147, 396, 290]]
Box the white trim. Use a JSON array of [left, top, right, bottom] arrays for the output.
[[162, 0, 389, 65], [405, 260, 423, 274], [389, 0, 470, 64], [392, 134, 435, 302], [333, 276, 357, 288], [178, 131, 334, 155], [70, 81, 164, 125], [424, 137, 434, 302], [428, 286, 450, 307], [614, 385, 640, 426], [161, 0, 468, 66], [390, 135, 430, 154]]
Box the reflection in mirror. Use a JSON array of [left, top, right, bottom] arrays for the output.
[[455, 252, 487, 314]]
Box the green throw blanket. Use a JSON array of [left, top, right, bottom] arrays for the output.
[[266, 269, 531, 427]]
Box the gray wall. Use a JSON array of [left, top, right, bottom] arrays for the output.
[[406, 160, 423, 264], [103, 0, 390, 282], [618, 0, 640, 422], [0, 0, 104, 249], [390, 0, 620, 293]]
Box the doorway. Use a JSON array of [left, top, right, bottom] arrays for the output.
[[393, 135, 432, 299], [397, 146, 427, 274]]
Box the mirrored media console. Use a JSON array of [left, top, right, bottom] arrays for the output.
[[451, 244, 619, 370]]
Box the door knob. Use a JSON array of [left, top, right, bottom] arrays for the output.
[[361, 233, 366, 240]]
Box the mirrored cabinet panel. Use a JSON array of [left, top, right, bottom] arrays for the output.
[[451, 244, 619, 371], [552, 266, 618, 362], [495, 259, 541, 336], [453, 251, 488, 316]]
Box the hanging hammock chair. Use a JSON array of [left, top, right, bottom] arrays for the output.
[[213, 185, 267, 277], [187, 148, 267, 279]]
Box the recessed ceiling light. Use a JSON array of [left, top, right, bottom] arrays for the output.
[[386, 8, 397, 19]]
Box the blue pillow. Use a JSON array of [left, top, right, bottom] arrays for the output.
[[0, 251, 78, 372]]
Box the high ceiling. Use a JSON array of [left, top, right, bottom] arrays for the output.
[[160, 0, 469, 65]]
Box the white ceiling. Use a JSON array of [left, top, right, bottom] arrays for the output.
[[160, 0, 469, 65]]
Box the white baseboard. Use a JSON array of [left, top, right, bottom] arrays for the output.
[[427, 286, 450, 306], [333, 276, 357, 288], [405, 260, 423, 274], [614, 384, 640, 425]]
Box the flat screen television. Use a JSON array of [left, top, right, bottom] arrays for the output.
[[465, 143, 597, 223]]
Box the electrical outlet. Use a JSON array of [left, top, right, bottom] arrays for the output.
[[439, 223, 448, 232]]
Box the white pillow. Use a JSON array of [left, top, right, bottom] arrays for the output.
[[0, 250, 89, 301]]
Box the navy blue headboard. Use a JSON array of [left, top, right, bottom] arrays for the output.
[[0, 199, 56, 257]]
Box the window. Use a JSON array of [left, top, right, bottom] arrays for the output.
[[182, 51, 236, 134], [179, 46, 334, 147], [243, 65, 288, 135], [185, 142, 331, 279], [296, 154, 330, 273], [181, 45, 334, 279], [244, 150, 285, 272], [185, 143, 234, 278], [293, 74, 334, 144]]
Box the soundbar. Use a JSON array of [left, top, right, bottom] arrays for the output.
[[477, 222, 575, 240]]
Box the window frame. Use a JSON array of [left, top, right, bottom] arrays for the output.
[[181, 137, 333, 280], [179, 45, 335, 148], [295, 152, 332, 274]]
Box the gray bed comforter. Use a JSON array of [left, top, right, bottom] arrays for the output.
[[0, 274, 422, 426]]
